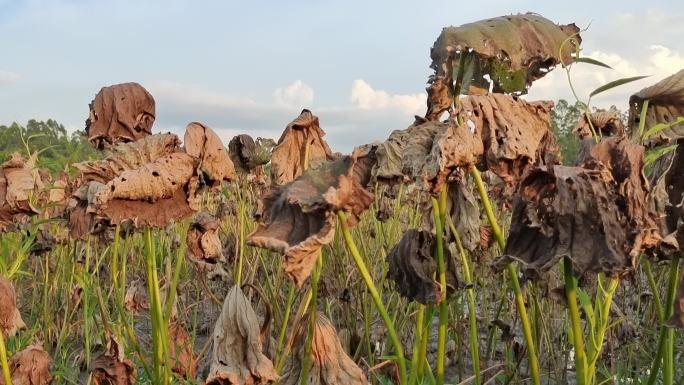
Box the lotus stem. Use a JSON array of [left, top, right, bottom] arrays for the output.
[[470, 165, 541, 385], [145, 227, 171, 385], [337, 210, 407, 385], [431, 196, 448, 385], [564, 257, 587, 385], [300, 257, 322, 385], [446, 214, 481, 385], [663, 256, 680, 385], [409, 304, 426, 385], [0, 329, 12, 385], [275, 283, 297, 367], [586, 275, 618, 385], [235, 186, 246, 286]]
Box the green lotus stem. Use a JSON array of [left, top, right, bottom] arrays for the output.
[[235, 186, 246, 286], [417, 305, 432, 378], [409, 304, 426, 385], [337, 210, 407, 385], [564, 258, 587, 385], [586, 275, 618, 385], [300, 257, 322, 385], [275, 283, 297, 368], [145, 228, 171, 385], [470, 165, 541, 385], [446, 214, 481, 385], [663, 256, 680, 385], [0, 329, 12, 385], [431, 196, 448, 385], [644, 259, 665, 320]]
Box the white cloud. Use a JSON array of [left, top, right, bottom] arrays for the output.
[[350, 79, 426, 116], [272, 80, 314, 108], [0, 70, 20, 84]]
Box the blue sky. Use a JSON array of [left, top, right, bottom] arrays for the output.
[[1, 0, 683, 151]]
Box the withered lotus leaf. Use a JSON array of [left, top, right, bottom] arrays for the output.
[[73, 133, 181, 184], [0, 276, 26, 337], [668, 267, 684, 328], [184, 122, 236, 187], [86, 82, 155, 149], [574, 111, 625, 139], [186, 210, 225, 268], [228, 134, 274, 173], [123, 280, 149, 313], [447, 180, 482, 252], [205, 286, 277, 385], [387, 229, 458, 304], [1, 344, 52, 385], [270, 110, 334, 185], [371, 119, 426, 184], [425, 76, 452, 121], [168, 321, 197, 378], [629, 69, 684, 143], [90, 338, 136, 385], [248, 152, 374, 287], [430, 13, 579, 95], [0, 153, 42, 232], [650, 141, 684, 251], [280, 314, 367, 385]]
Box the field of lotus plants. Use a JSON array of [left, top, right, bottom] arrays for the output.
[[0, 12, 683, 385]]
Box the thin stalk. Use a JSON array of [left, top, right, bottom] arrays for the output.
[[275, 283, 297, 366], [299, 257, 322, 385], [470, 165, 541, 385], [587, 276, 618, 385], [337, 210, 407, 385], [564, 258, 587, 385], [663, 256, 680, 385], [409, 304, 426, 385], [0, 329, 12, 385], [431, 196, 448, 385], [235, 185, 246, 286], [145, 228, 170, 385]]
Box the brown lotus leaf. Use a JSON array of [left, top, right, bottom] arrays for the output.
[[0, 344, 52, 385], [248, 151, 374, 287], [629, 69, 684, 143], [371, 122, 416, 184], [430, 13, 579, 95], [574, 111, 625, 139], [85, 82, 155, 149], [184, 122, 236, 187], [425, 75, 452, 121], [0, 153, 42, 232], [668, 267, 684, 328], [43, 171, 69, 218], [66, 181, 105, 240], [447, 180, 482, 252], [387, 229, 458, 305], [270, 109, 334, 185], [95, 153, 197, 228], [90, 337, 136, 385], [0, 276, 26, 337], [168, 321, 197, 378], [186, 210, 227, 274], [401, 120, 451, 185], [456, 93, 556, 188], [123, 280, 149, 313], [650, 140, 684, 252], [228, 134, 275, 173], [72, 133, 181, 184], [503, 163, 640, 279], [205, 285, 277, 385], [279, 314, 367, 385]]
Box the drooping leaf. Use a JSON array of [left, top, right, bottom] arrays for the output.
[[184, 122, 236, 187], [589, 75, 649, 98], [573, 57, 613, 69]]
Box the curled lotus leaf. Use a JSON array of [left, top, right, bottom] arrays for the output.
[[270, 110, 334, 185], [650, 141, 684, 252], [0, 153, 42, 232], [123, 279, 149, 313], [186, 210, 227, 274], [629, 69, 684, 143], [425, 76, 452, 121], [371, 119, 424, 184], [85, 82, 155, 149], [430, 13, 580, 95], [228, 134, 275, 173], [205, 286, 277, 385], [447, 180, 482, 251], [168, 321, 197, 378], [280, 314, 367, 385], [387, 229, 458, 305], [0, 276, 26, 337], [94, 153, 198, 228], [669, 267, 684, 328], [574, 111, 626, 139], [1, 344, 52, 385], [184, 122, 236, 187], [91, 337, 137, 385], [248, 151, 374, 286]]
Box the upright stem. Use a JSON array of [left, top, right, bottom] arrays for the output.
[[409, 304, 426, 384], [663, 256, 680, 385], [431, 197, 448, 385], [564, 258, 587, 385], [0, 329, 13, 385], [337, 211, 407, 385], [470, 165, 541, 385], [275, 283, 297, 367]]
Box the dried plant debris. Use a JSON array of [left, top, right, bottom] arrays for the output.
[[168, 321, 197, 378], [123, 280, 149, 313], [574, 111, 626, 139], [0, 277, 26, 337], [90, 338, 136, 385], [668, 267, 684, 328], [629, 69, 684, 143], [229, 134, 275, 173], [1, 344, 52, 385], [184, 122, 236, 187], [430, 13, 579, 95], [504, 138, 659, 279], [205, 286, 277, 385], [270, 110, 334, 185], [280, 314, 367, 385], [387, 229, 458, 304], [650, 141, 684, 251], [0, 153, 43, 232], [248, 152, 374, 286], [86, 82, 156, 149]]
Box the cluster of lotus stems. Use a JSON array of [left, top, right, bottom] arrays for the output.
[[0, 12, 683, 385]]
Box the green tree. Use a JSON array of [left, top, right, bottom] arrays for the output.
[[0, 119, 101, 173]]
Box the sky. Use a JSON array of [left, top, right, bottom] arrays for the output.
[[1, 0, 683, 152]]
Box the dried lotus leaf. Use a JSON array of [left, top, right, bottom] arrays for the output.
[[184, 122, 236, 186], [280, 314, 367, 385], [248, 153, 373, 286], [629, 69, 684, 143], [1, 344, 52, 385], [668, 267, 684, 328], [205, 286, 277, 385], [270, 110, 334, 185], [0, 276, 26, 337], [574, 111, 625, 139], [86, 82, 156, 149], [90, 337, 137, 385]]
